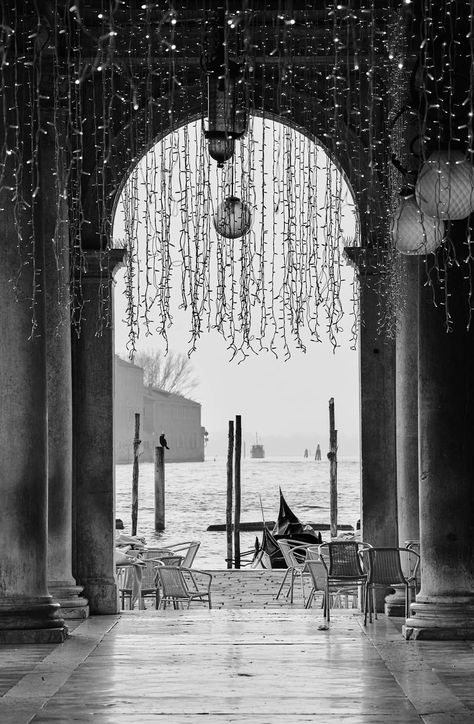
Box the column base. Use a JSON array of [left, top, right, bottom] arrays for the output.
[[82, 579, 118, 615], [0, 597, 68, 643], [385, 584, 407, 617], [403, 599, 474, 640], [0, 627, 68, 644], [48, 583, 90, 619]]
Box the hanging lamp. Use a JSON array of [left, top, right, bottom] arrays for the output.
[[202, 8, 248, 167], [391, 193, 445, 255], [415, 149, 474, 221]]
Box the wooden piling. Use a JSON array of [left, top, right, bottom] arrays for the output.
[[328, 398, 338, 538], [131, 413, 141, 536], [234, 415, 242, 569], [226, 420, 234, 569], [154, 445, 165, 531]]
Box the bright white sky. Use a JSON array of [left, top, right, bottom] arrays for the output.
[[113, 118, 360, 458]]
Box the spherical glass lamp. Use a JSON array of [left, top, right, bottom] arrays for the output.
[[390, 195, 445, 255], [415, 150, 474, 220], [214, 196, 252, 239]]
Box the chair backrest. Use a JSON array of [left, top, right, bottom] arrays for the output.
[[366, 547, 420, 586], [155, 566, 189, 598], [140, 559, 162, 590], [278, 539, 308, 568], [319, 541, 366, 577], [116, 566, 134, 590], [306, 545, 320, 561], [181, 541, 200, 568], [143, 548, 172, 560], [157, 555, 183, 567], [304, 559, 326, 591]]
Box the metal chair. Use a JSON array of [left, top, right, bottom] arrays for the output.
[[303, 559, 326, 609], [116, 566, 133, 610], [275, 539, 310, 605], [139, 559, 166, 609], [144, 542, 200, 568], [405, 540, 421, 594], [180, 542, 201, 568], [364, 546, 420, 625], [154, 566, 212, 609], [314, 541, 369, 622]]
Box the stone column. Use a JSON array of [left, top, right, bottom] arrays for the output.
[[0, 91, 66, 642], [72, 250, 126, 614], [404, 251, 474, 640], [42, 119, 89, 620], [345, 247, 398, 609], [386, 255, 420, 617]]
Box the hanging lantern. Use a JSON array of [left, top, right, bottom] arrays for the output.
[[390, 195, 444, 255], [415, 150, 474, 220], [214, 196, 252, 239], [208, 136, 235, 166], [202, 11, 248, 168]]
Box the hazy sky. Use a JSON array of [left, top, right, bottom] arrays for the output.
[[113, 118, 361, 458]]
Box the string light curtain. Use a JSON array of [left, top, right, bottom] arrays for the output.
[[2, 1, 472, 349]]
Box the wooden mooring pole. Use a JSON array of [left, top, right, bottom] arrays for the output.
[[226, 420, 234, 569], [131, 413, 141, 536], [328, 398, 338, 538], [234, 415, 242, 569], [154, 445, 165, 531]]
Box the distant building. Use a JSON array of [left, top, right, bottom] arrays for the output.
[[114, 356, 206, 464]]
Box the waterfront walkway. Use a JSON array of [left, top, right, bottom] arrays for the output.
[[1, 571, 474, 723]]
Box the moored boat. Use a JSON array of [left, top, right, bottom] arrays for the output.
[[252, 488, 322, 568]]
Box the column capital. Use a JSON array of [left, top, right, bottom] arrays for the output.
[[80, 249, 127, 280], [344, 246, 391, 276]]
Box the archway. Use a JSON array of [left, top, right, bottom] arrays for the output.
[[111, 114, 361, 568]]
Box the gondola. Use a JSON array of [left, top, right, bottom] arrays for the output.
[[252, 488, 322, 568]]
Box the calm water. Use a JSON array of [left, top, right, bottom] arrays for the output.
[[116, 457, 360, 568]]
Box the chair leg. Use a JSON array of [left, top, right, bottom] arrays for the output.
[[276, 569, 290, 599], [289, 569, 295, 604], [326, 582, 330, 622]]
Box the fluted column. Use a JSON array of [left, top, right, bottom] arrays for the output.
[[72, 249, 126, 614], [386, 255, 420, 617], [404, 248, 474, 640], [43, 117, 89, 620], [0, 74, 66, 642]]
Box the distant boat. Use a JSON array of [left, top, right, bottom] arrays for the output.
[[250, 435, 265, 459]]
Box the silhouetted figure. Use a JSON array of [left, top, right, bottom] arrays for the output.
[[304, 448, 309, 458], [315, 444, 321, 461], [159, 433, 169, 450]]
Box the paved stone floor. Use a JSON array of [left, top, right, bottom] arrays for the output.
[[1, 572, 474, 723]]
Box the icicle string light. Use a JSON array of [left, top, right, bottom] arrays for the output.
[[2, 2, 474, 351]]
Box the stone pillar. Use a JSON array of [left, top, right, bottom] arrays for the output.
[[386, 255, 420, 617], [72, 250, 126, 614], [0, 91, 66, 643], [42, 119, 89, 620], [345, 247, 398, 609], [404, 250, 474, 640]]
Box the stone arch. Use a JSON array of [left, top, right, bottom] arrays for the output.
[[81, 80, 387, 249]]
